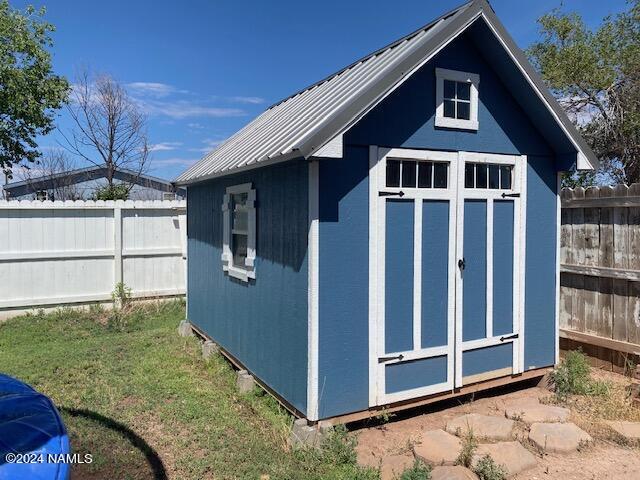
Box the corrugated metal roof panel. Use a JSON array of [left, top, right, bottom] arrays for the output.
[[176, 2, 474, 184]]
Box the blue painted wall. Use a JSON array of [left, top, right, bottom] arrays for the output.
[[187, 160, 309, 414], [347, 33, 553, 157], [317, 31, 560, 418], [318, 147, 370, 419], [524, 156, 557, 369]]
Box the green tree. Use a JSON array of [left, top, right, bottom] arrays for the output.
[[528, 2, 640, 186], [0, 1, 68, 178], [93, 184, 130, 201]]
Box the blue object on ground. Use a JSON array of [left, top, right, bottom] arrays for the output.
[[0, 374, 70, 480]]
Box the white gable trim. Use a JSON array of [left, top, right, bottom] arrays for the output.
[[478, 12, 595, 171]]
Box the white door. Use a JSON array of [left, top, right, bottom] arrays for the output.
[[454, 152, 526, 387], [369, 147, 526, 406]]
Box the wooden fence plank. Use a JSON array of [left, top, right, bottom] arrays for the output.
[[571, 187, 586, 332]]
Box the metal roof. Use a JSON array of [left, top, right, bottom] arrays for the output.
[[176, 0, 597, 185]]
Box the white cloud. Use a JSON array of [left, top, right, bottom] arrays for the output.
[[187, 122, 205, 130], [229, 96, 265, 104], [149, 141, 183, 152], [137, 99, 245, 119], [126, 82, 189, 98]]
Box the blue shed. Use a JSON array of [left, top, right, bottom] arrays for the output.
[[175, 0, 597, 422]]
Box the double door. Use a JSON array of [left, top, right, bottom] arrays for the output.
[[370, 147, 526, 405]]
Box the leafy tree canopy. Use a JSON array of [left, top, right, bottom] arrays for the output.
[[0, 1, 69, 178], [528, 1, 640, 186], [93, 184, 130, 201]]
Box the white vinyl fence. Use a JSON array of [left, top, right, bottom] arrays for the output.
[[0, 200, 186, 316]]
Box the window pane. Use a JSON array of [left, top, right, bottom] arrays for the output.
[[232, 234, 247, 266], [457, 101, 470, 120], [488, 164, 500, 189], [233, 209, 248, 232], [386, 159, 400, 187], [475, 163, 488, 188], [433, 162, 448, 188], [443, 99, 455, 118], [443, 79, 456, 99], [401, 160, 417, 187], [465, 163, 475, 188], [457, 82, 471, 101], [418, 162, 432, 188], [500, 166, 512, 190]]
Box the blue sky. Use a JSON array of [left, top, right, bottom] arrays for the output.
[[13, 0, 630, 180]]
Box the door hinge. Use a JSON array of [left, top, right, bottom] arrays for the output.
[[501, 192, 520, 198], [500, 333, 519, 342], [378, 354, 404, 363], [379, 191, 405, 197], [458, 258, 466, 270]]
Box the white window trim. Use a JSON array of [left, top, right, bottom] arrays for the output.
[[221, 182, 256, 282], [435, 67, 480, 131]]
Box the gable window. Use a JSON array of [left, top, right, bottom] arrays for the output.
[[435, 68, 479, 131], [221, 183, 256, 282]]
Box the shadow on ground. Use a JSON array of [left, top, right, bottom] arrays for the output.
[[62, 407, 167, 480]]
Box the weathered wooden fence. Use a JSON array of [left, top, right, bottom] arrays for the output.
[[560, 185, 640, 368], [0, 200, 186, 318]]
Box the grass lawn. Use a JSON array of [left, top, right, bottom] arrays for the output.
[[0, 300, 380, 480]]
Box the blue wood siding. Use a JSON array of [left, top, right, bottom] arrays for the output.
[[316, 32, 560, 418], [463, 200, 487, 341], [421, 200, 450, 348], [385, 200, 415, 354], [385, 356, 448, 394], [524, 156, 557, 369], [318, 148, 370, 419], [493, 201, 515, 336], [346, 32, 553, 157], [186, 160, 309, 414]]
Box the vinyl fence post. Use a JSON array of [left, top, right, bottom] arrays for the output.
[[114, 201, 123, 289]]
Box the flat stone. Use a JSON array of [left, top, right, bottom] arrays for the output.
[[471, 441, 537, 476], [236, 369, 256, 394], [446, 413, 515, 441], [529, 422, 592, 453], [605, 420, 640, 441], [414, 429, 461, 466], [379, 454, 414, 480], [431, 466, 479, 480], [504, 401, 570, 424], [201, 340, 219, 359], [177, 319, 193, 337], [290, 418, 321, 449]]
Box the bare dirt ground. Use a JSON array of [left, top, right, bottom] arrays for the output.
[[355, 372, 640, 479]]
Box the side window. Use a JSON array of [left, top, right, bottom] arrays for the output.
[[222, 183, 256, 281], [435, 68, 479, 131]]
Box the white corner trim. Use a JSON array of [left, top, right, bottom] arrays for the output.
[[307, 160, 320, 421], [221, 183, 256, 282], [555, 171, 561, 365], [313, 134, 343, 158], [435, 68, 480, 131], [368, 145, 380, 407]]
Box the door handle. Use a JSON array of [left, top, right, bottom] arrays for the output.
[[500, 333, 519, 342], [501, 192, 520, 198], [378, 354, 404, 363], [379, 191, 405, 197], [458, 258, 465, 270]]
